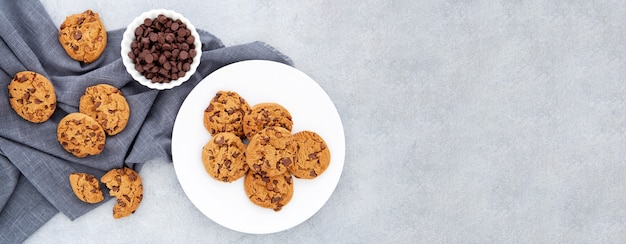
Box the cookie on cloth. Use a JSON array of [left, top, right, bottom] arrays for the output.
[[79, 84, 130, 136], [101, 167, 143, 219], [243, 103, 293, 139], [244, 171, 293, 211], [68, 173, 104, 204], [7, 71, 56, 123], [58, 10, 107, 63], [57, 112, 106, 158], [203, 91, 250, 138], [288, 130, 331, 179], [245, 126, 296, 177], [201, 132, 248, 182]]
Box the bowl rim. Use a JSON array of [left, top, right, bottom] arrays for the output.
[[121, 9, 202, 90]]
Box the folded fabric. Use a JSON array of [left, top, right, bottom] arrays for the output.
[[0, 0, 292, 242]]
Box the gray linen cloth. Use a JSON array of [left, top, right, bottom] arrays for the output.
[[0, 0, 292, 242]]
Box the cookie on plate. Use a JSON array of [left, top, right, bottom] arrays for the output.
[[7, 71, 57, 123], [68, 173, 104, 203], [79, 84, 130, 136], [203, 91, 251, 137], [243, 103, 293, 139], [289, 131, 331, 179], [244, 171, 293, 211], [101, 167, 143, 219], [201, 132, 248, 182], [58, 10, 107, 63], [57, 112, 106, 158], [246, 126, 296, 177]]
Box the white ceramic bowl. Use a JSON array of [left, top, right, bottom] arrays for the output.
[[121, 9, 202, 90]]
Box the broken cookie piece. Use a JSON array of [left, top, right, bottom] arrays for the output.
[[69, 172, 104, 204], [100, 167, 143, 219]]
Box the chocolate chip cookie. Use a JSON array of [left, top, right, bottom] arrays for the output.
[[101, 167, 143, 219], [59, 10, 107, 63], [57, 112, 106, 158], [201, 132, 248, 182], [68, 173, 104, 204], [79, 84, 130, 136], [7, 71, 57, 123], [246, 126, 296, 177], [243, 103, 293, 139], [244, 171, 293, 211], [203, 91, 251, 137], [289, 131, 331, 179]]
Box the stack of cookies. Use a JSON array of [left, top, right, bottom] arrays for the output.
[[201, 90, 331, 211]]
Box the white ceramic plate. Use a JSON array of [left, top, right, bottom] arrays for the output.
[[172, 60, 345, 234], [121, 9, 202, 90]]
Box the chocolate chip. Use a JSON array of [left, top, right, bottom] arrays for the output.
[[128, 173, 137, 181], [308, 153, 318, 160], [215, 136, 225, 145], [280, 157, 292, 167], [73, 30, 82, 40], [179, 50, 188, 60], [205, 104, 215, 114], [18, 75, 28, 82], [310, 171, 318, 177]]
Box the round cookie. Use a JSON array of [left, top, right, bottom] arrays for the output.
[[203, 91, 251, 137], [57, 112, 106, 158], [68, 173, 104, 204], [243, 103, 293, 139], [100, 167, 143, 219], [289, 131, 331, 179], [201, 132, 248, 182], [245, 126, 296, 177], [244, 171, 293, 211], [58, 10, 107, 63], [7, 71, 56, 123], [79, 84, 130, 136]]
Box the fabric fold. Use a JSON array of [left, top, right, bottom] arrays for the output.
[[0, 0, 292, 242]]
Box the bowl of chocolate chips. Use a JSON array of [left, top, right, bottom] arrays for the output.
[[121, 9, 201, 90]]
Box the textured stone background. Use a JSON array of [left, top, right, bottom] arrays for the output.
[[29, 0, 626, 242]]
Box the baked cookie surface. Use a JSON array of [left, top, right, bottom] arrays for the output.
[[243, 103, 293, 139], [201, 132, 248, 182], [289, 131, 331, 179], [244, 171, 293, 211], [79, 84, 130, 136], [101, 167, 143, 219], [246, 126, 295, 177], [58, 10, 107, 63], [203, 91, 250, 137], [57, 112, 106, 158], [7, 71, 56, 123], [68, 173, 104, 203]]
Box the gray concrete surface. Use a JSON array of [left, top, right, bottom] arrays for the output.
[[28, 0, 626, 243]]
